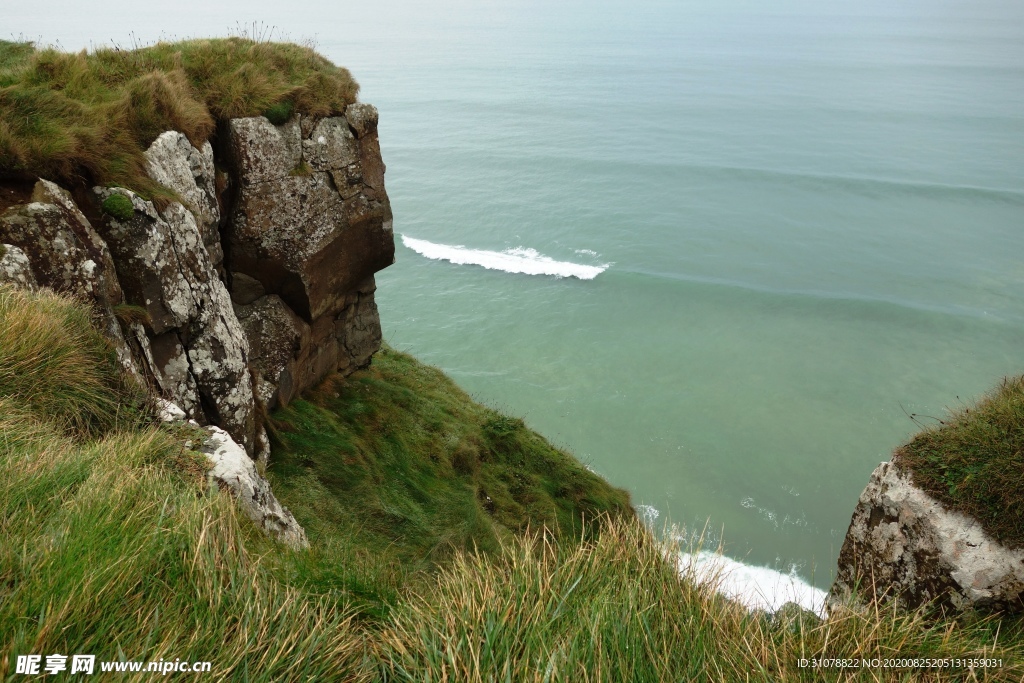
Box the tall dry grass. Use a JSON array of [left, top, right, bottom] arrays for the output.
[[377, 517, 1024, 682]]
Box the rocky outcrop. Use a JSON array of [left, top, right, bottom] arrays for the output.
[[157, 400, 308, 549], [829, 461, 1024, 613], [1, 102, 392, 543], [0, 103, 394, 450], [223, 106, 393, 409], [92, 184, 262, 457]]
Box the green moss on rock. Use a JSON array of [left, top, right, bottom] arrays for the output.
[[101, 193, 135, 221]]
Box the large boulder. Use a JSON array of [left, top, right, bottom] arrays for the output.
[[829, 461, 1024, 613], [222, 106, 393, 407]]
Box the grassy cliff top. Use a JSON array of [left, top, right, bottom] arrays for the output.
[[895, 376, 1024, 549], [0, 38, 358, 194]]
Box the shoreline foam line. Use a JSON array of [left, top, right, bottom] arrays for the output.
[[678, 550, 829, 616], [402, 235, 609, 280]]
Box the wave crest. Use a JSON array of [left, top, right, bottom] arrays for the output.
[[402, 235, 609, 280]]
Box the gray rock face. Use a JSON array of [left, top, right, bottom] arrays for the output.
[[0, 244, 36, 289], [144, 132, 221, 258], [829, 461, 1024, 613], [93, 181, 259, 455]]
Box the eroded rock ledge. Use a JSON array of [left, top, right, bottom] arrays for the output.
[[829, 461, 1024, 613]]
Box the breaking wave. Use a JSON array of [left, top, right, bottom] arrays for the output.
[[402, 235, 609, 280], [678, 550, 828, 615]]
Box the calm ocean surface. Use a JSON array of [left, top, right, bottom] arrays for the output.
[[14, 0, 1024, 594]]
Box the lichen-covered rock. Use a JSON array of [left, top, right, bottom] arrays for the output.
[[829, 461, 1024, 613], [144, 131, 220, 254], [0, 244, 36, 289], [221, 108, 393, 404], [93, 184, 258, 454]]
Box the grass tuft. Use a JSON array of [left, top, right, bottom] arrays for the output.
[[895, 376, 1024, 549], [0, 284, 144, 436], [263, 99, 295, 125]]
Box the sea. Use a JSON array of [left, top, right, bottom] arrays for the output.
[[13, 0, 1024, 613]]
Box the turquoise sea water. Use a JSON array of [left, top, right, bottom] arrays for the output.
[[15, 0, 1024, 591]]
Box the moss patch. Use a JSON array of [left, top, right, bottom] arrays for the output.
[[100, 193, 134, 221], [895, 375, 1024, 549]]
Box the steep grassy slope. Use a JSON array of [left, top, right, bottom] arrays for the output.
[[264, 345, 633, 616]]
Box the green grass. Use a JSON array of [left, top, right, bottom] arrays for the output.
[[2, 286, 1021, 681], [0, 285, 369, 681], [0, 285, 144, 437], [264, 346, 633, 616], [895, 376, 1024, 550], [0, 39, 357, 195]]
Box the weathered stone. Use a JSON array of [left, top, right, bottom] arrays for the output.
[[224, 116, 302, 185], [1, 180, 122, 305], [0, 244, 36, 289], [234, 294, 310, 410], [0, 180, 141, 378], [93, 186, 258, 454], [203, 425, 308, 549], [829, 461, 1024, 613], [157, 400, 305, 548], [226, 114, 394, 323], [345, 103, 379, 138], [336, 277, 382, 372], [144, 131, 220, 248], [302, 117, 359, 171]]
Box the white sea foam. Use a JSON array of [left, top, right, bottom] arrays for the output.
[[636, 504, 661, 526], [677, 550, 828, 615], [402, 235, 609, 280]]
